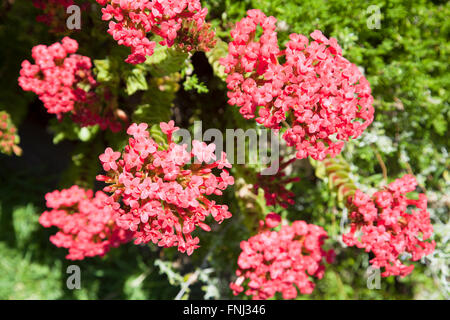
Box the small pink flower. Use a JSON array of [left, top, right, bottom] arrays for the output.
[[217, 152, 232, 169], [265, 213, 281, 228], [192, 140, 216, 163], [127, 123, 149, 140], [99, 147, 121, 171], [160, 120, 179, 135], [374, 191, 393, 208]]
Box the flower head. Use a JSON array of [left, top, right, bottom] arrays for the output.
[[344, 175, 435, 277], [39, 186, 132, 260], [99, 147, 121, 171], [221, 10, 374, 161], [18, 38, 123, 132], [97, 122, 234, 255], [230, 215, 333, 300], [96, 0, 215, 64]]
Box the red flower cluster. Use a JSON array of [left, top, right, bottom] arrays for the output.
[[343, 175, 435, 277], [0, 111, 22, 156], [18, 37, 123, 132], [253, 157, 300, 208], [96, 0, 215, 64], [221, 9, 374, 161], [97, 121, 234, 255], [230, 213, 334, 300], [18, 37, 94, 115], [39, 186, 132, 260]]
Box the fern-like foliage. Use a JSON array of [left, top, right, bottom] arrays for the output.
[[132, 74, 181, 145], [310, 155, 357, 208]]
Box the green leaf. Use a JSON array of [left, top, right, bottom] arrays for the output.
[[183, 74, 209, 94], [49, 117, 100, 144], [132, 75, 179, 127], [94, 58, 115, 83], [126, 68, 148, 95], [145, 46, 189, 77]]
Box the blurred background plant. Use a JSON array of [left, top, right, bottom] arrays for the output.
[[0, 0, 448, 299]]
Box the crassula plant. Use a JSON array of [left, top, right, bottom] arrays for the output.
[[12, 1, 437, 300]]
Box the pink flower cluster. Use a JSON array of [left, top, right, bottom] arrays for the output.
[[96, 0, 215, 64], [0, 111, 22, 156], [97, 121, 234, 255], [253, 157, 300, 208], [343, 175, 435, 277], [19, 37, 94, 115], [18, 37, 123, 132], [230, 213, 334, 300], [39, 186, 132, 260], [221, 9, 374, 161]]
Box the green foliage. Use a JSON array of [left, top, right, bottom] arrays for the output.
[[183, 74, 209, 94], [0, 243, 64, 300], [60, 138, 104, 189], [144, 46, 189, 78], [49, 117, 100, 144]]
